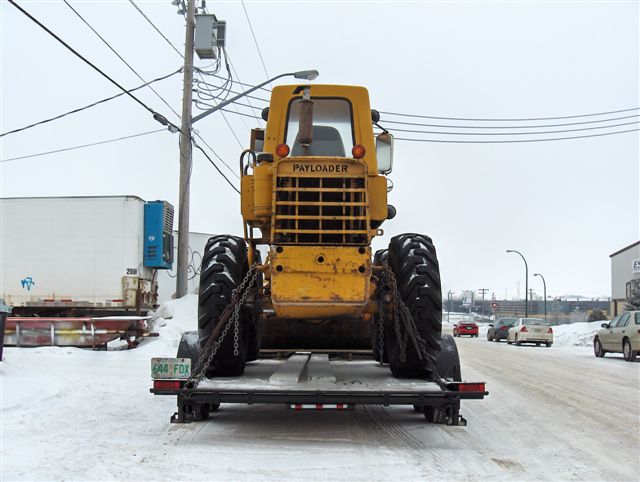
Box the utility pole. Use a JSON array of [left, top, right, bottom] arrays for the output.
[[479, 288, 489, 321], [529, 288, 534, 315], [447, 290, 454, 324], [176, 0, 196, 298]]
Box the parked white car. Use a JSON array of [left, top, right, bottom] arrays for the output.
[[507, 318, 553, 347]]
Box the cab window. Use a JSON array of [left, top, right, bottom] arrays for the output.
[[285, 98, 354, 157]]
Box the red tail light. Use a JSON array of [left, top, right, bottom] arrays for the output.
[[520, 326, 528, 332], [153, 380, 182, 390], [547, 327, 553, 334], [500, 326, 508, 331], [456, 383, 486, 392]]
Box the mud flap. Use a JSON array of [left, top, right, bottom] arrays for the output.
[[428, 334, 464, 425], [176, 331, 200, 365], [434, 334, 461, 381]]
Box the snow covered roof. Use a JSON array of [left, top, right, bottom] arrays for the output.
[[609, 240, 640, 258]]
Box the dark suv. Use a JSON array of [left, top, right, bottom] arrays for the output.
[[487, 317, 517, 342]]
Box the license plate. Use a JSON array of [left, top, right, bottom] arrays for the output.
[[151, 357, 191, 379]]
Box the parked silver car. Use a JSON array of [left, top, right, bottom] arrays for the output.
[[593, 311, 639, 362]]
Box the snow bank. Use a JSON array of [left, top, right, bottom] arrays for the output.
[[145, 294, 199, 354], [552, 320, 604, 347]]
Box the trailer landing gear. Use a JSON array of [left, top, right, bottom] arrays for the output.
[[171, 396, 220, 424], [413, 401, 466, 426]]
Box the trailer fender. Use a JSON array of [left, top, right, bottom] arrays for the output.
[[435, 334, 461, 381]]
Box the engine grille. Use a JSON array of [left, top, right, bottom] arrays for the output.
[[273, 173, 369, 245]]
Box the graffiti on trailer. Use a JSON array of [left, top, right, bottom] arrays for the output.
[[21, 277, 35, 291]]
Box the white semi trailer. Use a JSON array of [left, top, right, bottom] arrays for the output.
[[0, 196, 174, 316]]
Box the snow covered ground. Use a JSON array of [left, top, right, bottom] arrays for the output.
[[1, 297, 638, 481]]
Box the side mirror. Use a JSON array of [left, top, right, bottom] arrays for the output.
[[250, 128, 264, 153], [600, 323, 610, 329], [489, 324, 494, 328], [376, 132, 394, 174]]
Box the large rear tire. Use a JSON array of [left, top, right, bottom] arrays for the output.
[[386, 233, 442, 378], [197, 235, 250, 377]]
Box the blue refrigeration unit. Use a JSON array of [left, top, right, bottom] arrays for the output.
[[143, 201, 174, 269]]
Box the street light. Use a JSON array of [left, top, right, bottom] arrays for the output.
[[534, 273, 547, 322], [506, 249, 529, 317], [192, 70, 319, 123]]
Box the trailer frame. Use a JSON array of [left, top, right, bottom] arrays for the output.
[[151, 347, 488, 426]]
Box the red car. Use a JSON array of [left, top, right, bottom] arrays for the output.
[[453, 321, 479, 337]]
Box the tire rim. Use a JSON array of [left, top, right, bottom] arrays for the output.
[[595, 340, 601, 356], [624, 342, 630, 358]]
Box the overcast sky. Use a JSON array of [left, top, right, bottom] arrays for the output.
[[1, 0, 638, 300]]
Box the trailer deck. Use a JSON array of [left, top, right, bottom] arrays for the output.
[[151, 352, 488, 425]]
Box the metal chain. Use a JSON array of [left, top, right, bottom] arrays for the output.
[[380, 261, 408, 362], [233, 308, 240, 357], [376, 296, 385, 366], [184, 264, 258, 395]]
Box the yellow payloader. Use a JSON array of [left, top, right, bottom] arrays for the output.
[[152, 82, 488, 425]]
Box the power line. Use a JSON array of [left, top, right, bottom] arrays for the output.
[[220, 108, 262, 120], [220, 111, 244, 148], [198, 75, 639, 129], [379, 107, 640, 122], [193, 50, 247, 151], [128, 0, 184, 59], [192, 131, 240, 179], [225, 50, 264, 127], [393, 128, 640, 144], [8, 0, 179, 133], [380, 113, 640, 130], [0, 129, 165, 163], [385, 120, 639, 136], [192, 140, 240, 194], [240, 0, 271, 88], [197, 81, 271, 103], [0, 69, 181, 138], [210, 72, 271, 93], [64, 0, 181, 120]]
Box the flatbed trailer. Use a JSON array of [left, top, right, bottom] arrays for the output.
[[151, 335, 488, 426]]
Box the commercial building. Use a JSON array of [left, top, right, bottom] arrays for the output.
[[610, 240, 640, 316]]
